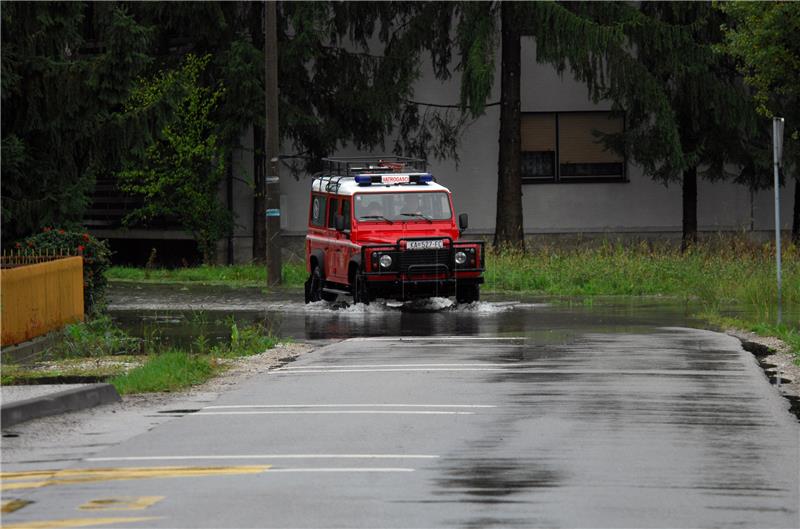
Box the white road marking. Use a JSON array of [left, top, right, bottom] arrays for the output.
[[270, 368, 510, 374], [270, 368, 741, 376], [347, 336, 524, 342], [266, 468, 415, 473], [275, 363, 535, 370], [86, 455, 439, 462], [190, 410, 475, 416], [203, 404, 495, 409]]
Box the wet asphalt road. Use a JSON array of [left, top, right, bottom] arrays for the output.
[[3, 320, 798, 528]]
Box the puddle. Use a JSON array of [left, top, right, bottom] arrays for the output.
[[108, 283, 710, 344]]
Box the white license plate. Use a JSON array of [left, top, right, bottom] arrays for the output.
[[407, 240, 444, 250]]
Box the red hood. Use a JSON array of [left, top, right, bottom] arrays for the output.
[[356, 224, 458, 245]]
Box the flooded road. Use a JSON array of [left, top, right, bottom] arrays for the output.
[[107, 283, 705, 344]]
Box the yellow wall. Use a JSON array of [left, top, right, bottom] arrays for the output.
[[1, 257, 84, 346]]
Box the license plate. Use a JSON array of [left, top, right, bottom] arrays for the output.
[[407, 240, 444, 250]]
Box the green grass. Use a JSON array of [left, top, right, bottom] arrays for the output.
[[484, 241, 799, 306], [0, 356, 144, 385], [110, 349, 216, 395], [2, 315, 282, 392], [107, 263, 306, 287]]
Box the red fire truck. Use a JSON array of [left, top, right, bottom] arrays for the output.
[[304, 156, 484, 305]]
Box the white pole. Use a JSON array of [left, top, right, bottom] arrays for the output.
[[773, 117, 784, 325]]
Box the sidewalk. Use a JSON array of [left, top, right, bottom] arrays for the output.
[[1, 383, 121, 428]]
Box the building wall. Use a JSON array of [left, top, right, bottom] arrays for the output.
[[249, 36, 796, 264]]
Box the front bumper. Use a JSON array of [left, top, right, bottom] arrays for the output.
[[360, 237, 485, 300]]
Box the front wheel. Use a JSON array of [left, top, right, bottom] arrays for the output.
[[456, 283, 480, 304], [352, 269, 370, 305], [304, 267, 323, 303]]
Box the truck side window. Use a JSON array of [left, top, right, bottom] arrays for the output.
[[327, 198, 338, 228], [342, 200, 351, 230], [310, 194, 326, 227]]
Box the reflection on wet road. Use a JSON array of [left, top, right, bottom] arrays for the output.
[[36, 282, 791, 528], [107, 283, 704, 345]]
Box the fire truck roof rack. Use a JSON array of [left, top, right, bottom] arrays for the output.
[[321, 156, 427, 177]]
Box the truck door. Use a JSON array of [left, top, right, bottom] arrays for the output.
[[326, 197, 339, 280]]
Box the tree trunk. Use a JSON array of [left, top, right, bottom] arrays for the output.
[[251, 1, 267, 264], [493, 2, 524, 251], [792, 175, 799, 245], [681, 166, 698, 251], [252, 124, 266, 263]]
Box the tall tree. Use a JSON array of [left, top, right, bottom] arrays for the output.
[[718, 1, 800, 243], [1, 2, 151, 243], [562, 2, 760, 248]]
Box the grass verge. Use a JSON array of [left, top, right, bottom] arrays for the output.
[[110, 349, 215, 395], [107, 263, 306, 287], [1, 317, 282, 393]]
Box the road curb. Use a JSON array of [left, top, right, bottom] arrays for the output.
[[1, 383, 121, 428]]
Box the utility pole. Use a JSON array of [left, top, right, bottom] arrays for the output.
[[265, 0, 282, 286], [773, 117, 784, 325]]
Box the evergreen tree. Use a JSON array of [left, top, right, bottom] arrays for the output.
[[1, 2, 151, 244], [571, 2, 760, 248]]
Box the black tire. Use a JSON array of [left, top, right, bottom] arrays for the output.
[[304, 267, 323, 303], [351, 268, 370, 305], [321, 290, 338, 303], [456, 284, 480, 304]]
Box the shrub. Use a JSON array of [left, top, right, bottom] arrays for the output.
[[49, 316, 141, 359], [22, 228, 112, 313]]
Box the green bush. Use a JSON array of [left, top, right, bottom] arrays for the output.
[[20, 228, 112, 313], [48, 316, 140, 359]]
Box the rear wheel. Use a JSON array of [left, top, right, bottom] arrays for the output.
[[304, 267, 323, 303], [456, 283, 480, 304], [352, 268, 370, 305]]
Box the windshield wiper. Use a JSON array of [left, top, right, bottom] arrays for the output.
[[400, 212, 433, 223], [359, 215, 394, 224]]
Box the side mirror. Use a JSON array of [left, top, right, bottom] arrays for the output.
[[335, 214, 345, 231], [458, 213, 469, 231]]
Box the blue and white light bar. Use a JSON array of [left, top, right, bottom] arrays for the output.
[[354, 173, 434, 186]]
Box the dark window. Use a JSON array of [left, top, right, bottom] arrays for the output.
[[327, 198, 338, 228], [310, 194, 326, 227], [341, 200, 351, 230], [521, 151, 556, 183], [521, 111, 626, 184]]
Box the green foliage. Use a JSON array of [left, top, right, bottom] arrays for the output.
[[211, 319, 280, 358], [118, 54, 231, 264], [1, 2, 152, 243], [718, 1, 799, 177], [21, 228, 112, 313], [110, 349, 215, 395], [47, 316, 140, 359]]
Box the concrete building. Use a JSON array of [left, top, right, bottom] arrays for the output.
[[87, 37, 796, 265]]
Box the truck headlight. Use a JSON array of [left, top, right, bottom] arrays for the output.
[[379, 254, 393, 269], [455, 251, 467, 265]]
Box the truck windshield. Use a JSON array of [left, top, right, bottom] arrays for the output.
[[354, 192, 452, 222]]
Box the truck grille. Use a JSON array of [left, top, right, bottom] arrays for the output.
[[399, 249, 451, 274]]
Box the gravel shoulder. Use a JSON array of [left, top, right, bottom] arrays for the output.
[[723, 328, 800, 407]]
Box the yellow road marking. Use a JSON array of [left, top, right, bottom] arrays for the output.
[[2, 516, 161, 529], [79, 496, 164, 511], [2, 499, 33, 513], [0, 465, 270, 491]]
